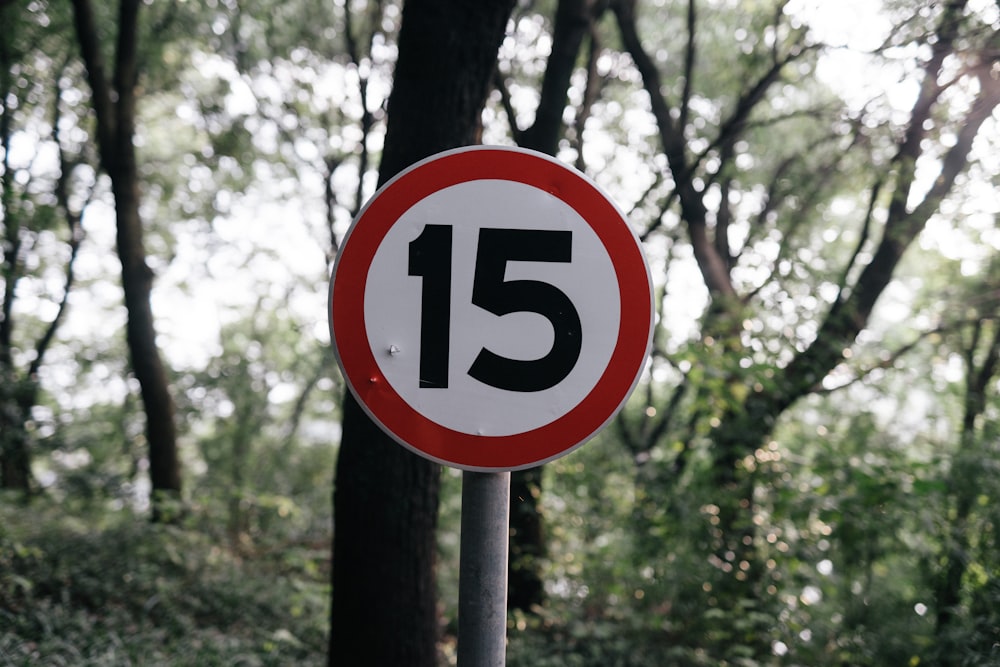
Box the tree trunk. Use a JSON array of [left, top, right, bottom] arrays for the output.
[[508, 466, 545, 612], [0, 381, 34, 493], [328, 1, 515, 665], [330, 395, 442, 666], [0, 394, 31, 498], [0, 21, 30, 494], [109, 145, 182, 505], [70, 0, 181, 515]]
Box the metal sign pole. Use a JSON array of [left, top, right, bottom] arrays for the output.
[[457, 470, 511, 667]]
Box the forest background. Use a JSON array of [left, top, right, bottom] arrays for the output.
[[1, 0, 999, 665]]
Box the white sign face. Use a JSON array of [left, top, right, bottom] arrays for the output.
[[330, 146, 653, 471], [364, 180, 620, 437]]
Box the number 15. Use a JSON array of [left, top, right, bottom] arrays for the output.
[[408, 225, 582, 393]]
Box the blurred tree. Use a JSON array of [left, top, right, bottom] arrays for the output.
[[608, 0, 1000, 645], [68, 0, 181, 514], [0, 1, 92, 495], [176, 287, 335, 549]]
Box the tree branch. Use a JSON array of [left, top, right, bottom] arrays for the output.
[[572, 20, 606, 172], [834, 176, 883, 305], [778, 0, 993, 409], [715, 139, 734, 270], [30, 66, 90, 379], [706, 42, 815, 166], [493, 69, 524, 142], [342, 0, 384, 218], [69, 0, 117, 160], [520, 0, 596, 154], [811, 326, 945, 395], [612, 0, 736, 299], [324, 155, 344, 264]]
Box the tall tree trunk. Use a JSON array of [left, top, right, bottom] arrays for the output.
[[328, 1, 515, 665], [508, 466, 545, 612], [0, 17, 29, 493], [0, 394, 31, 499], [70, 0, 181, 514], [109, 134, 182, 505], [0, 99, 26, 491], [0, 382, 34, 493]]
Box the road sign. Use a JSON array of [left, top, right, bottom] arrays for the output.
[[329, 145, 653, 471]]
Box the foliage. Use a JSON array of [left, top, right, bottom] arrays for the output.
[[0, 501, 328, 666]]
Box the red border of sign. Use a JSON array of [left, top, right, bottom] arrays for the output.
[[330, 146, 652, 471]]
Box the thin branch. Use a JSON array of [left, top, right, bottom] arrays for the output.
[[811, 326, 944, 395], [715, 139, 734, 269], [638, 186, 680, 242], [113, 0, 141, 142], [697, 102, 842, 193], [834, 177, 884, 306], [743, 131, 851, 303], [907, 65, 1000, 227], [520, 0, 595, 155], [493, 68, 524, 143], [881, 0, 968, 231], [706, 42, 817, 164], [353, 75, 373, 219], [817, 315, 1000, 397], [612, 0, 735, 298], [614, 407, 640, 457], [572, 20, 606, 172], [641, 373, 690, 455], [967, 319, 1000, 418], [672, 387, 710, 476], [627, 169, 663, 218], [324, 155, 344, 264], [282, 347, 340, 446], [741, 103, 841, 132], [769, 2, 786, 62], [342, 0, 384, 218], [30, 65, 89, 378]]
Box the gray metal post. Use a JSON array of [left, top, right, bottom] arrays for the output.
[[457, 470, 511, 667]]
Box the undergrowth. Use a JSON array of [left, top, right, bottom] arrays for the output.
[[0, 501, 329, 666]]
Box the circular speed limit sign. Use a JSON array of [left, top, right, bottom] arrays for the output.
[[329, 146, 653, 471]]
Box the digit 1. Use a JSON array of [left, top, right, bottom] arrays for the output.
[[408, 224, 452, 388]]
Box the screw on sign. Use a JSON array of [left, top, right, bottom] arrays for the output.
[[329, 145, 654, 472]]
